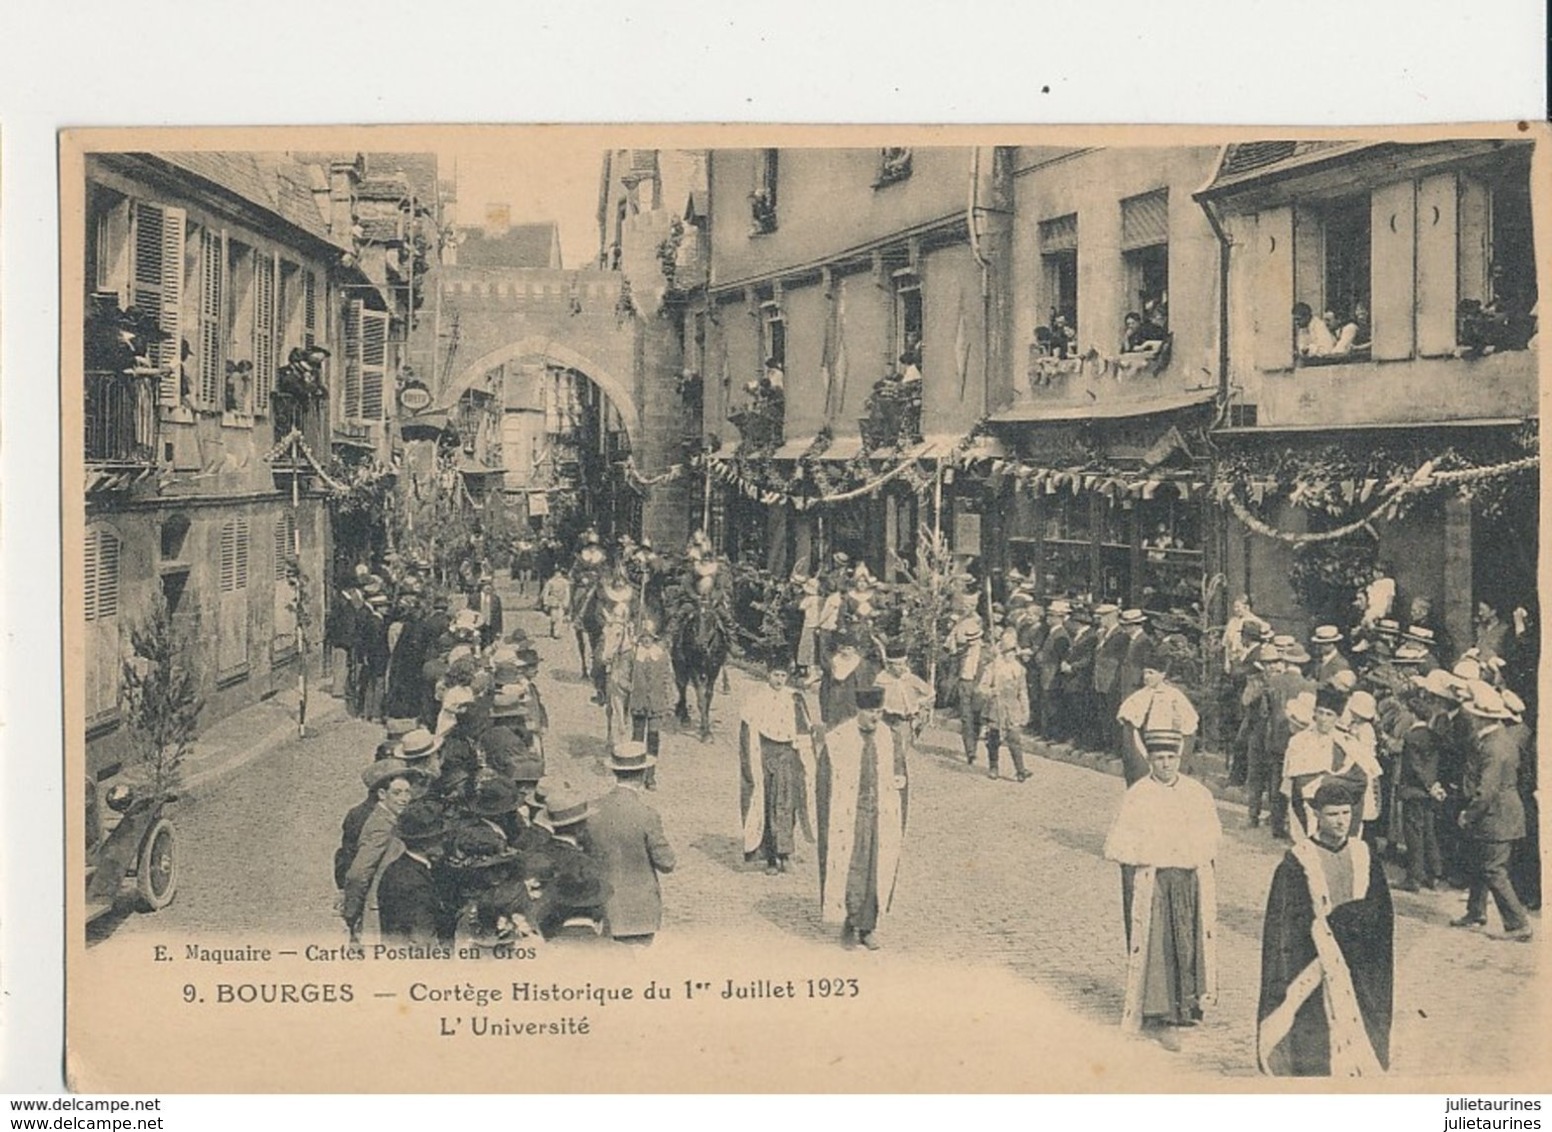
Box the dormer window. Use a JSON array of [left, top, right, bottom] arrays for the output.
[[876, 148, 913, 188]]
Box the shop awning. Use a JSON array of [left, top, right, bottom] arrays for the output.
[[910, 434, 1008, 461], [990, 390, 1215, 424], [768, 435, 866, 461], [400, 410, 451, 441]]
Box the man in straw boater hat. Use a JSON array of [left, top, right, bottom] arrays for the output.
[[1395, 669, 1458, 891], [976, 626, 1033, 782], [1102, 713, 1221, 1051], [1115, 658, 1199, 788], [816, 685, 907, 951], [738, 662, 818, 875], [587, 741, 678, 944], [1451, 681, 1534, 941], [1257, 777, 1394, 1077], [1310, 625, 1354, 690]]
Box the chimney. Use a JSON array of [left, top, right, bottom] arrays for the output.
[[328, 158, 361, 244], [484, 203, 510, 237]]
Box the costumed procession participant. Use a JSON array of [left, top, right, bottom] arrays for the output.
[[1337, 691, 1384, 844], [1115, 660, 1199, 787], [795, 574, 824, 672], [1257, 778, 1393, 1077], [977, 627, 1032, 782], [598, 591, 636, 743], [541, 569, 572, 640], [739, 664, 817, 875], [1282, 687, 1361, 840], [816, 685, 907, 951], [623, 615, 675, 790], [1452, 681, 1534, 941], [587, 741, 678, 944], [1102, 728, 1221, 1050], [874, 640, 933, 765], [819, 635, 879, 728]]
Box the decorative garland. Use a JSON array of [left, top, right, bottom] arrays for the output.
[[1218, 453, 1539, 545], [622, 456, 685, 489], [694, 425, 993, 511], [262, 428, 350, 493]]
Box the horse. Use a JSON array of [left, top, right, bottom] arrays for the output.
[[570, 576, 609, 698], [671, 595, 730, 743]]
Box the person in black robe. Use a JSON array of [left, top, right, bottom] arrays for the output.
[[1257, 778, 1393, 1077], [383, 595, 435, 721]]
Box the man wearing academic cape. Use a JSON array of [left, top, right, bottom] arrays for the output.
[[738, 664, 816, 874], [815, 685, 906, 950], [1257, 777, 1394, 1077]]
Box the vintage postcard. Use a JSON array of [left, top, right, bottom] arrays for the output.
[[63, 123, 1549, 1093]]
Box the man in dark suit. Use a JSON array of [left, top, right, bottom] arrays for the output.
[[377, 800, 452, 946], [470, 576, 504, 650], [1452, 682, 1533, 941], [1060, 605, 1099, 748], [1117, 609, 1155, 698], [1091, 605, 1128, 755], [1014, 597, 1047, 733], [1035, 600, 1073, 741], [1310, 625, 1354, 689], [587, 743, 677, 944]]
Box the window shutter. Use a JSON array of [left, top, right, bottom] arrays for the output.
[[217, 518, 251, 680], [1415, 173, 1459, 357], [361, 308, 389, 421], [220, 520, 237, 593], [253, 252, 277, 414], [97, 198, 133, 303], [198, 229, 227, 408], [343, 299, 364, 421], [1120, 191, 1168, 250], [130, 203, 186, 404], [1457, 175, 1491, 305], [97, 532, 120, 619], [1370, 181, 1417, 362], [1252, 206, 1295, 372], [303, 270, 319, 347], [274, 511, 295, 579], [236, 517, 249, 590], [84, 529, 100, 623], [84, 527, 123, 725]]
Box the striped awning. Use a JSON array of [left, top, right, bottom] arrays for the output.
[[1121, 190, 1169, 250], [1038, 213, 1078, 252]]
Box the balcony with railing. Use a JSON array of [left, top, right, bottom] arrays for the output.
[[85, 370, 159, 469]]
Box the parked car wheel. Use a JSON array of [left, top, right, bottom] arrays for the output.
[[135, 817, 178, 912]]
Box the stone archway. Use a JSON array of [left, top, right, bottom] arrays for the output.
[[442, 336, 639, 447]]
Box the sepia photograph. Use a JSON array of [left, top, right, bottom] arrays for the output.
[[62, 125, 1548, 1092]]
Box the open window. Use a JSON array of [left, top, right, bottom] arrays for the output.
[[894, 272, 922, 368], [1120, 190, 1170, 353], [1458, 161, 1538, 355], [761, 301, 786, 371], [750, 149, 779, 236], [1292, 194, 1373, 365], [1038, 214, 1079, 357]]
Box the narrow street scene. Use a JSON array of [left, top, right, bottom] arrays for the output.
[[78, 136, 1541, 1085]]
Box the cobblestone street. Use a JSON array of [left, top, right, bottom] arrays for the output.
[[89, 579, 1541, 1081]]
